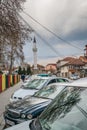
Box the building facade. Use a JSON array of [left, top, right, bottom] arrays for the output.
[[56, 57, 85, 78]]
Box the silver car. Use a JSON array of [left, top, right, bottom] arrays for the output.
[[10, 76, 70, 102]]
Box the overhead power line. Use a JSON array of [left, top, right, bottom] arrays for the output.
[[2, 3, 82, 51], [18, 13, 63, 57], [22, 11, 82, 51], [35, 32, 64, 57], [17, 12, 33, 32], [1, 4, 84, 58], [17, 13, 84, 59]]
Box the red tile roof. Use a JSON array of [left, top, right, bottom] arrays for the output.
[[67, 58, 85, 66], [60, 58, 85, 67], [57, 57, 75, 63], [79, 56, 87, 63], [46, 64, 56, 66], [63, 57, 75, 61]]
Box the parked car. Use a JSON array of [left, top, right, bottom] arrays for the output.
[[10, 76, 70, 102], [4, 83, 66, 126], [4, 77, 87, 130], [23, 74, 49, 85], [37, 73, 50, 77], [70, 74, 80, 80]]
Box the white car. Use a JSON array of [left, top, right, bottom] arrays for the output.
[[70, 74, 80, 80], [4, 120, 31, 130], [10, 76, 70, 103]]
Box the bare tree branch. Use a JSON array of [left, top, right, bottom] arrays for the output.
[[0, 0, 33, 73]]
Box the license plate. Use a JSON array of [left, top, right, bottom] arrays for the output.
[[6, 119, 15, 126]]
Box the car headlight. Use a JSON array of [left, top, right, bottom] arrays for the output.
[[27, 114, 33, 119], [24, 95, 31, 99], [21, 114, 26, 119]]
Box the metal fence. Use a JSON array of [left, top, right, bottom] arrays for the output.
[[0, 74, 20, 93]]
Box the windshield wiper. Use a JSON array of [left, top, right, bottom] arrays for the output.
[[43, 122, 51, 130], [29, 118, 42, 130], [30, 88, 39, 90], [23, 87, 38, 90]]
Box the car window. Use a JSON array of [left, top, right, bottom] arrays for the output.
[[34, 84, 65, 99], [47, 79, 57, 85], [34, 85, 57, 98], [56, 78, 69, 82], [23, 79, 47, 89], [63, 79, 69, 82]]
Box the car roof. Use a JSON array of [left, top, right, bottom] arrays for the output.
[[46, 82, 70, 86], [54, 77, 87, 88], [37, 73, 50, 77], [69, 77, 87, 87], [33, 76, 71, 81], [33, 76, 56, 80]]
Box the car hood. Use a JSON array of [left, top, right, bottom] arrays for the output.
[[13, 88, 38, 99], [4, 119, 78, 130], [7, 97, 51, 112], [4, 120, 31, 130]]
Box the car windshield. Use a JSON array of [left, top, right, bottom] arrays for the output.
[[34, 84, 65, 99], [23, 79, 47, 89], [30, 86, 87, 130]]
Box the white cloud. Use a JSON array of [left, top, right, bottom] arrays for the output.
[[23, 0, 87, 40], [38, 57, 58, 66], [22, 0, 87, 66]]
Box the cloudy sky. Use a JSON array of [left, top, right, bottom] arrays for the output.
[[22, 0, 87, 66]]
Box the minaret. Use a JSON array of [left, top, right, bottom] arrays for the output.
[[84, 45, 87, 58], [32, 36, 38, 70]]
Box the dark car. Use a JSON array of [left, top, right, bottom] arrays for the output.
[[4, 83, 66, 126]]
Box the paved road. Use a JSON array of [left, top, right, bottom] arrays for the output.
[[0, 81, 22, 130]]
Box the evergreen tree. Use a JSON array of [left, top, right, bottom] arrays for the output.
[[22, 67, 26, 75], [26, 65, 32, 75], [18, 66, 22, 75]]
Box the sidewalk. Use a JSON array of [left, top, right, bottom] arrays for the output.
[[0, 81, 22, 130]]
